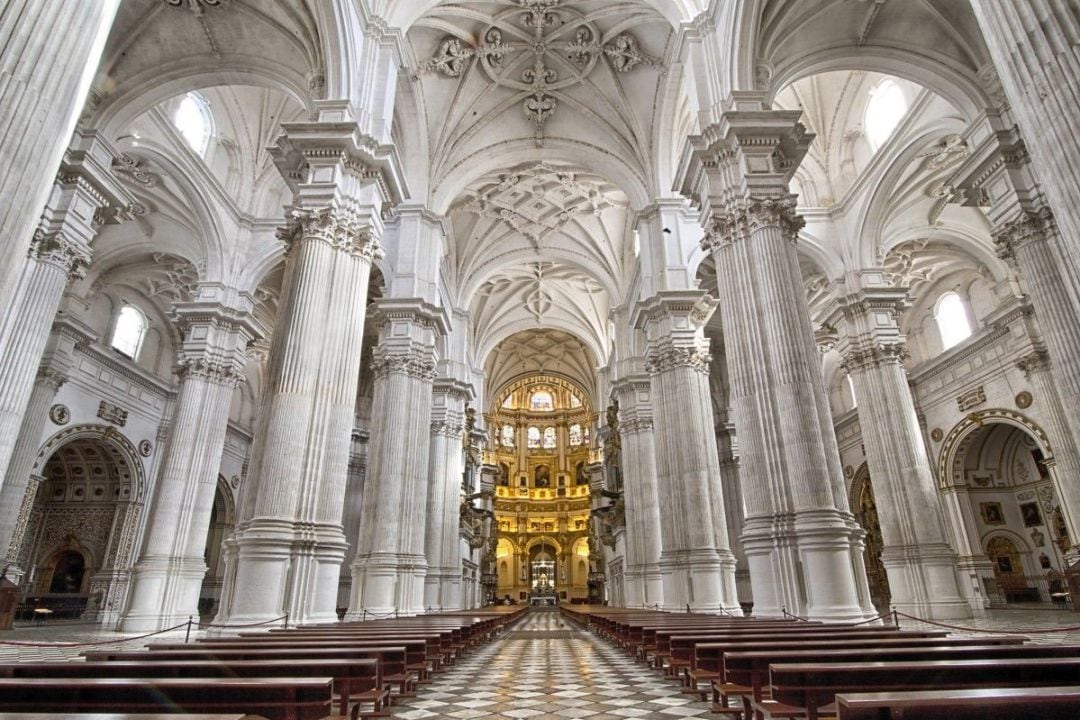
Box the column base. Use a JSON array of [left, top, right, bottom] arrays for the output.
[[120, 555, 207, 632], [658, 549, 740, 613], [882, 543, 972, 621], [423, 567, 463, 612], [216, 518, 347, 627], [347, 552, 428, 618]]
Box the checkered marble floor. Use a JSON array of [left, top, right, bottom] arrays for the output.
[[391, 608, 712, 720]]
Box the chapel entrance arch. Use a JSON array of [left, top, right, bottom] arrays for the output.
[[938, 411, 1065, 605], [12, 425, 145, 624]]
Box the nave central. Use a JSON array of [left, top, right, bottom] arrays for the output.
[[391, 608, 713, 719]]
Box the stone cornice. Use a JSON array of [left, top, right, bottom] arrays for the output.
[[371, 297, 450, 337]]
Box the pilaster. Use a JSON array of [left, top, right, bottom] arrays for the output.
[[633, 291, 739, 612], [833, 280, 970, 619], [121, 294, 260, 631], [348, 299, 445, 617]]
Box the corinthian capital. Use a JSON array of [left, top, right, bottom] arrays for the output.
[[839, 342, 908, 373], [644, 340, 710, 375], [701, 210, 748, 253], [29, 230, 90, 280], [745, 196, 804, 239], [278, 207, 384, 261], [1016, 348, 1051, 378], [175, 356, 244, 386], [371, 346, 437, 381], [993, 206, 1055, 261]]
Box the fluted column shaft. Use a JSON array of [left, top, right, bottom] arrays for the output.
[[612, 378, 664, 609], [838, 290, 970, 619], [638, 296, 739, 612], [219, 208, 377, 626], [423, 386, 467, 611], [121, 300, 257, 631], [0, 1, 116, 316], [995, 210, 1080, 555], [0, 233, 87, 489], [0, 368, 65, 567], [349, 305, 440, 617], [716, 436, 750, 605], [971, 1, 1080, 268], [708, 200, 871, 620]]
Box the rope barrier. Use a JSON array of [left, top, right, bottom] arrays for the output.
[[197, 614, 290, 630], [849, 611, 896, 627], [781, 607, 812, 622], [0, 620, 191, 648], [894, 610, 1080, 635]]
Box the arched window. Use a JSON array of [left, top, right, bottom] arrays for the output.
[[527, 426, 541, 448], [846, 375, 858, 409], [864, 79, 907, 151], [530, 390, 554, 411], [568, 424, 583, 446], [501, 424, 515, 447], [502, 394, 514, 409], [111, 305, 148, 359], [542, 427, 557, 449], [173, 91, 213, 156], [570, 393, 582, 408], [935, 291, 973, 350]]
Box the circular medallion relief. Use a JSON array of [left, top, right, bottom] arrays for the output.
[[930, 428, 944, 442], [48, 404, 70, 425], [1015, 391, 1033, 409], [230, 475, 241, 489], [844, 465, 854, 479], [138, 439, 153, 457]]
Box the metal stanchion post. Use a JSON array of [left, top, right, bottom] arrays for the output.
[[185, 616, 193, 644]]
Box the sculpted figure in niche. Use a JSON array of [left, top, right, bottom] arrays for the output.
[[535, 465, 550, 488]]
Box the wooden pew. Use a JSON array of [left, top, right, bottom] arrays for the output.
[[766, 657, 1080, 720], [835, 686, 1080, 719], [0, 658, 385, 718], [0, 677, 332, 720], [0, 716, 266, 720], [85, 646, 413, 699]]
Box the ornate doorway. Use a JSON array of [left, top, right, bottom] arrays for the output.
[[851, 465, 891, 611]]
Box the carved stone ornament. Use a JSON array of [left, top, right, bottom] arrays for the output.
[[97, 400, 128, 427], [644, 342, 710, 375], [29, 230, 90, 280], [414, 0, 662, 145], [138, 439, 153, 457], [112, 153, 158, 187], [702, 197, 804, 252], [1015, 391, 1034, 409], [371, 348, 437, 381], [840, 342, 908, 373], [48, 404, 70, 426], [277, 206, 383, 261], [230, 474, 240, 489], [956, 386, 986, 412], [176, 356, 242, 386], [1016, 349, 1051, 378], [993, 207, 1056, 262], [930, 428, 944, 443]]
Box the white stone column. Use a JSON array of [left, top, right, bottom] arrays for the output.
[[716, 431, 751, 607], [612, 377, 664, 609], [218, 205, 380, 626], [422, 381, 468, 611], [970, 1, 1080, 268], [121, 296, 259, 631], [0, 231, 89, 487], [348, 301, 442, 617], [636, 294, 739, 612], [835, 285, 970, 620], [0, 368, 65, 570], [995, 210, 1080, 557], [0, 1, 117, 316], [682, 110, 873, 621]]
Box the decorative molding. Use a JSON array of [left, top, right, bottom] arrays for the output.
[[371, 347, 437, 381], [97, 401, 128, 426], [414, 0, 662, 146], [277, 206, 384, 261], [644, 341, 710, 375], [49, 404, 70, 426], [28, 229, 90, 280], [956, 386, 986, 412], [840, 342, 908, 373]]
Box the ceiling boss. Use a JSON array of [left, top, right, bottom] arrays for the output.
[[414, 0, 663, 146]]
